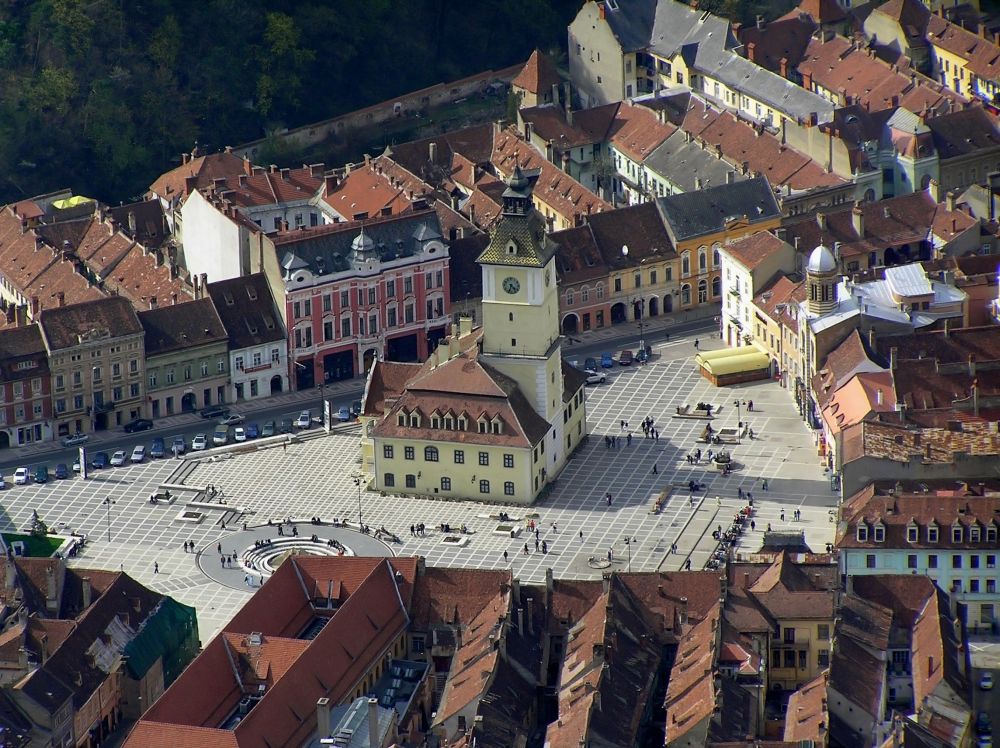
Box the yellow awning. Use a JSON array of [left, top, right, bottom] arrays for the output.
[[694, 346, 759, 365], [702, 350, 771, 377], [51, 196, 94, 210]]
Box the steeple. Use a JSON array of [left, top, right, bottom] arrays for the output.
[[478, 166, 557, 268]]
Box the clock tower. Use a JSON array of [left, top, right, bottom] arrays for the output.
[[477, 166, 568, 465]]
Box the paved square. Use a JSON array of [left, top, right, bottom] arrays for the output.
[[0, 338, 838, 641]]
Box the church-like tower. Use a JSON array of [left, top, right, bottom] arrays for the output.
[[477, 166, 567, 464], [805, 243, 839, 315]]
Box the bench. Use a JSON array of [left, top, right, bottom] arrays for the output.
[[149, 490, 177, 505], [649, 486, 673, 514]]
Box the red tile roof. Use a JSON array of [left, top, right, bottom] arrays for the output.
[[754, 272, 806, 334], [519, 103, 619, 151], [740, 12, 817, 74], [725, 231, 788, 271], [607, 101, 675, 163], [205, 165, 323, 210], [511, 49, 561, 95], [783, 670, 830, 743], [148, 149, 250, 204], [323, 165, 412, 219], [663, 603, 721, 744], [821, 370, 896, 436], [410, 566, 511, 631], [927, 14, 1000, 83]]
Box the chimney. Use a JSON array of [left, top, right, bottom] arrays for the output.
[[200, 273, 208, 296], [525, 121, 534, 142], [316, 698, 331, 737], [602, 572, 611, 595], [968, 354, 976, 377], [552, 82, 561, 107], [5, 558, 16, 590], [779, 56, 789, 79], [679, 596, 689, 625], [743, 571, 750, 589], [876, 388, 883, 406], [56, 291, 65, 307], [852, 204, 864, 237], [927, 177, 941, 203], [149, 296, 157, 310], [747, 42, 756, 63], [82, 576, 92, 609], [184, 175, 198, 194], [45, 566, 57, 612], [128, 211, 137, 236], [243, 155, 253, 175], [946, 190, 956, 212], [429, 142, 438, 164], [756, 13, 764, 28], [726, 171, 735, 184], [368, 697, 380, 748], [309, 162, 325, 178], [517, 607, 524, 633], [566, 100, 574, 127], [30, 296, 39, 317], [526, 596, 535, 633], [181, 153, 190, 165]]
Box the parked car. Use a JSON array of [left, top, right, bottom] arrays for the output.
[[33, 465, 49, 484], [123, 418, 153, 433], [584, 357, 598, 371], [110, 450, 128, 467], [600, 352, 614, 368], [150, 437, 165, 459], [977, 736, 992, 748], [350, 400, 363, 417], [976, 711, 992, 735], [246, 423, 260, 439], [61, 433, 90, 447], [13, 467, 30, 485], [91, 452, 110, 469], [171, 436, 187, 455], [233, 426, 247, 442], [980, 671, 994, 690], [219, 414, 245, 426], [72, 458, 81, 473], [618, 350, 634, 366], [337, 406, 352, 422], [0, 476, 6, 490], [296, 411, 313, 429], [130, 445, 146, 463], [261, 421, 276, 438], [212, 427, 230, 445], [585, 370, 607, 385], [54, 463, 69, 480], [279, 419, 294, 434], [191, 434, 209, 451], [199, 405, 230, 419]]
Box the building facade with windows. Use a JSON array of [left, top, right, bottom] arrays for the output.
[[38, 296, 146, 436], [257, 209, 451, 388], [837, 481, 1000, 632], [207, 273, 288, 402], [139, 298, 230, 417], [360, 168, 589, 503], [0, 325, 52, 448]]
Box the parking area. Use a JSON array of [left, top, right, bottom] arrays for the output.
[[0, 335, 837, 641]]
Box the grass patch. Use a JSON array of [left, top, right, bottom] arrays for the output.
[[2, 533, 63, 557]]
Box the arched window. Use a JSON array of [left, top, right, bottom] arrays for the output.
[[424, 446, 439, 462], [864, 188, 876, 202], [712, 276, 721, 297], [581, 286, 589, 302], [596, 284, 604, 300], [698, 279, 708, 303], [699, 248, 707, 271], [681, 252, 691, 277], [681, 284, 691, 305], [713, 248, 720, 267], [566, 290, 574, 306]]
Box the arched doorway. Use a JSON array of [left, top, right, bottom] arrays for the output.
[[611, 302, 627, 324], [698, 279, 708, 304], [648, 296, 659, 317], [362, 349, 378, 372], [181, 392, 196, 412], [0, 431, 9, 450], [562, 314, 579, 334], [664, 294, 673, 313], [712, 276, 721, 297], [270, 375, 283, 394]]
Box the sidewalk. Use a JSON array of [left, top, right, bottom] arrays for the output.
[[562, 304, 719, 351]]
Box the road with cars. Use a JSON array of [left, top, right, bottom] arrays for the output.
[[0, 316, 716, 482]]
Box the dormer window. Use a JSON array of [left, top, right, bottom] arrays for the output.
[[970, 525, 981, 543], [907, 523, 919, 543], [444, 416, 454, 430], [873, 523, 885, 543], [478, 418, 487, 434], [987, 525, 998, 544], [491, 416, 503, 435], [397, 413, 406, 427], [431, 416, 440, 429], [856, 524, 869, 543], [506, 241, 518, 255], [952, 525, 963, 544], [927, 525, 939, 543], [458, 416, 468, 431], [409, 413, 421, 428]]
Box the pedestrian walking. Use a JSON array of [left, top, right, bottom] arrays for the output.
[[750, 519, 756, 531], [748, 400, 754, 412], [552, 522, 558, 533], [541, 540, 548, 554], [606, 493, 613, 506], [503, 550, 509, 562], [217, 542, 222, 554], [767, 523, 772, 532], [738, 487, 743, 500], [747, 492, 753, 503], [762, 478, 769, 491], [579, 530, 584, 540], [154, 562, 159, 574], [652, 463, 658, 474], [607, 549, 613, 561], [283, 440, 287, 453], [244, 574, 250, 586], [535, 538, 540, 551], [605, 435, 611, 448], [716, 495, 721, 506], [221, 556, 225, 567], [523, 543, 529, 555], [626, 432, 632, 446], [780, 509, 785, 521], [694, 339, 700, 349]]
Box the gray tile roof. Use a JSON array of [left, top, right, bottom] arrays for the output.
[[649, 0, 735, 60], [37, 296, 142, 352], [138, 297, 229, 356], [602, 0, 658, 53], [206, 273, 286, 350], [655, 175, 781, 242], [644, 129, 747, 191]]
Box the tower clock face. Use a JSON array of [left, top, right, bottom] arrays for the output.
[[502, 277, 520, 294]]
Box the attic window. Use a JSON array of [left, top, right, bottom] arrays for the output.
[[873, 523, 885, 543], [457, 417, 467, 431], [970, 525, 981, 543], [856, 524, 869, 543], [444, 416, 454, 429], [397, 413, 406, 427], [409, 413, 421, 428], [478, 419, 488, 434], [491, 420, 502, 435], [224, 292, 235, 306], [247, 287, 258, 301], [907, 524, 918, 543], [506, 241, 518, 255], [927, 526, 939, 543], [431, 416, 440, 429], [952, 526, 963, 543], [987, 526, 998, 543]]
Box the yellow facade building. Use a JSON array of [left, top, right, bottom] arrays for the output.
[[360, 167, 588, 504]]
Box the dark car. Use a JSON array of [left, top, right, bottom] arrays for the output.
[[350, 400, 363, 417], [279, 418, 294, 434], [584, 357, 598, 371], [976, 712, 992, 735], [246, 423, 260, 439], [33, 465, 49, 484], [124, 418, 153, 433], [600, 352, 614, 368], [261, 421, 276, 438], [199, 405, 230, 419], [54, 463, 69, 479], [618, 350, 634, 366], [91, 452, 110, 469], [61, 433, 90, 447], [149, 437, 165, 459]]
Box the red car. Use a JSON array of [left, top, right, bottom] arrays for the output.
[[618, 350, 634, 366]]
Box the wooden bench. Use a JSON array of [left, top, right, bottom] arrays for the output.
[[649, 486, 673, 514]]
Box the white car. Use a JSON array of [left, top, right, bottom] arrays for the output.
[[981, 671, 994, 690], [13, 467, 30, 485], [191, 434, 209, 451], [585, 369, 607, 385], [233, 426, 247, 442], [130, 445, 146, 463], [295, 411, 312, 429], [110, 450, 128, 467]]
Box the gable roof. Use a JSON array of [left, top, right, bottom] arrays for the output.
[[511, 49, 561, 95], [139, 297, 228, 356], [37, 296, 142, 351], [206, 274, 285, 350], [656, 176, 780, 243], [148, 149, 250, 204]]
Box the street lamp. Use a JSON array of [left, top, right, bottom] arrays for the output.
[[733, 399, 743, 445], [623, 536, 636, 573], [103, 497, 116, 542], [352, 476, 363, 529]]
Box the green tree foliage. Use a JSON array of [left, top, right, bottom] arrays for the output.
[[0, 0, 579, 204]]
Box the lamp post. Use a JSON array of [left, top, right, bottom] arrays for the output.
[[623, 536, 636, 573], [733, 399, 742, 445], [103, 497, 116, 542], [353, 476, 363, 529]]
